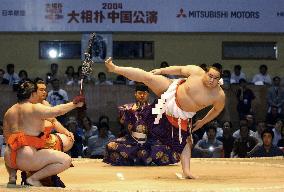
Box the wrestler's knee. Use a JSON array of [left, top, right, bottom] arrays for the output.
[[63, 139, 74, 152], [61, 153, 72, 169]]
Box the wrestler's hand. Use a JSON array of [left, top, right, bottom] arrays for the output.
[[73, 95, 85, 107], [150, 68, 162, 75], [64, 131, 75, 141], [192, 120, 205, 132]]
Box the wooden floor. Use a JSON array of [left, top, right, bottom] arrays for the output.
[[0, 157, 284, 192]]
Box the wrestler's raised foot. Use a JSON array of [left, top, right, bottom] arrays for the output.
[[105, 57, 116, 72], [26, 177, 42, 187]]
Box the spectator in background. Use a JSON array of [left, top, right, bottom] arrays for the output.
[[95, 72, 113, 85], [98, 115, 110, 127], [87, 122, 115, 158], [236, 79, 255, 119], [231, 124, 257, 157], [222, 70, 235, 88], [66, 116, 84, 158], [277, 125, 284, 148], [0, 69, 9, 84], [266, 105, 283, 129], [233, 118, 256, 139], [64, 66, 75, 86], [252, 64, 272, 85], [81, 116, 98, 145], [113, 75, 127, 85], [231, 65, 246, 84], [47, 79, 69, 124], [202, 120, 223, 140], [246, 113, 257, 132], [272, 119, 283, 146], [46, 63, 59, 84], [251, 121, 266, 145], [217, 121, 235, 158], [194, 123, 223, 158], [18, 70, 29, 81], [47, 79, 69, 106], [267, 76, 284, 114], [248, 129, 283, 157], [3, 63, 20, 86]]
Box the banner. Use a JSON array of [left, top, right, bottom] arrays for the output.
[[0, 0, 284, 32]]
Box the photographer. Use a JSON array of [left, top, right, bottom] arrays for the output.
[[194, 122, 223, 158]]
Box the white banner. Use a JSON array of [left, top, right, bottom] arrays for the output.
[[0, 0, 284, 32]]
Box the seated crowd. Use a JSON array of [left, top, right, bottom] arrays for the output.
[[0, 61, 284, 160]]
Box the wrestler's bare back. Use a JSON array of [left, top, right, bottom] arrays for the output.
[[4, 103, 47, 142], [176, 74, 224, 113]]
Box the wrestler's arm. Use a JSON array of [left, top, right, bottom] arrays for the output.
[[32, 102, 82, 119], [192, 92, 225, 132], [151, 65, 203, 77], [42, 100, 73, 139]]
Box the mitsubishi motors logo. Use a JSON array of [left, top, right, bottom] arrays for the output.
[[176, 8, 187, 18]]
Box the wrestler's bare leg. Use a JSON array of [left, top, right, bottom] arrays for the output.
[[8, 147, 71, 186], [105, 58, 172, 96], [4, 147, 17, 185], [56, 133, 74, 152], [181, 142, 196, 179]]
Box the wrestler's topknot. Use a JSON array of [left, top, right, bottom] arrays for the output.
[[17, 80, 37, 102]]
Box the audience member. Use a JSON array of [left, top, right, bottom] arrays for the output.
[[81, 116, 98, 145], [231, 124, 257, 157], [194, 122, 223, 158], [277, 125, 284, 148], [222, 70, 234, 87], [248, 129, 284, 157], [217, 121, 235, 158], [64, 66, 75, 85], [202, 120, 223, 140], [231, 65, 246, 83], [47, 79, 69, 124], [95, 72, 113, 85], [251, 121, 266, 145], [18, 70, 29, 81], [87, 122, 115, 158], [66, 116, 84, 158], [3, 63, 20, 85], [267, 76, 284, 114], [266, 105, 283, 129], [252, 64, 272, 85], [46, 63, 59, 84], [113, 75, 127, 85], [47, 79, 69, 106], [272, 119, 283, 146], [0, 69, 9, 84], [233, 118, 255, 139], [236, 79, 255, 119]]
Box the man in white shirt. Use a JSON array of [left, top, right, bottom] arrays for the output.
[[231, 65, 246, 84], [252, 65, 272, 85], [47, 79, 69, 106], [3, 64, 20, 86]]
